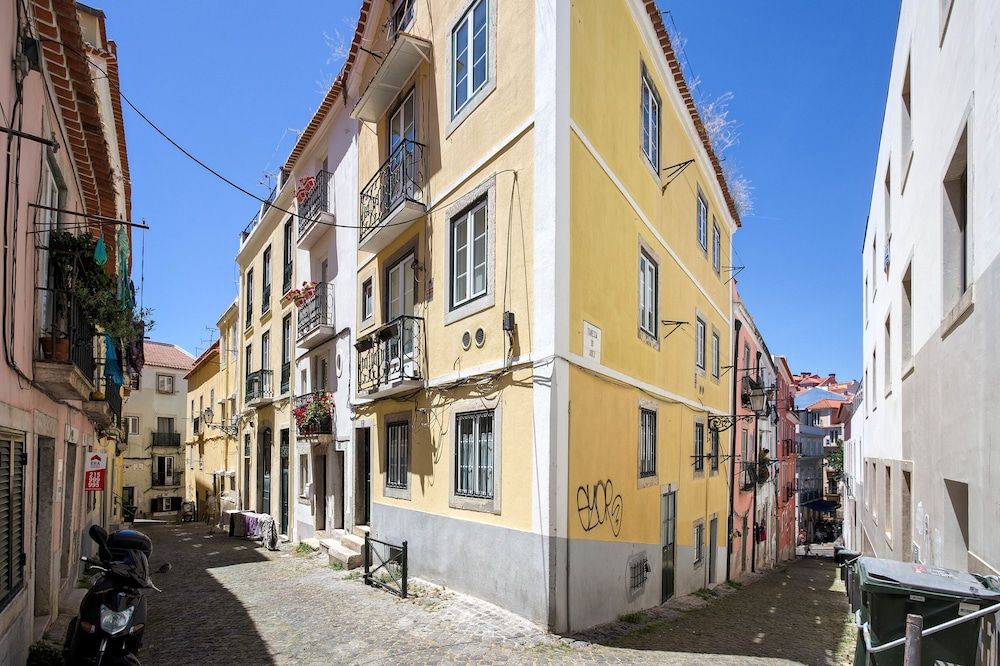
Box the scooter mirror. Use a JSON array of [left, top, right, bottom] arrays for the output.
[[89, 524, 109, 545], [157, 563, 172, 574]]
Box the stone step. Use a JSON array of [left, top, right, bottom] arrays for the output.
[[352, 524, 371, 539], [341, 533, 365, 554], [326, 541, 363, 570]]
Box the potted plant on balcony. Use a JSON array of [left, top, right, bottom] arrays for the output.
[[293, 392, 334, 434], [286, 281, 318, 307]]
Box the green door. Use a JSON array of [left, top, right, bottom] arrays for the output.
[[662, 491, 676, 602], [279, 429, 289, 535]]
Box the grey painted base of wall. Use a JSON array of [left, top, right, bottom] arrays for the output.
[[373, 503, 552, 626], [373, 503, 724, 632]]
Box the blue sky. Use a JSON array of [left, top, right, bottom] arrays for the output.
[[102, 1, 898, 379]]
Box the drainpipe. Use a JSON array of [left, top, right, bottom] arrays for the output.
[[726, 320, 742, 582]]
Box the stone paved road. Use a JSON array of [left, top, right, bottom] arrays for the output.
[[133, 523, 854, 665]]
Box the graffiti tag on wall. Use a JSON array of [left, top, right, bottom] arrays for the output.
[[577, 479, 623, 537]]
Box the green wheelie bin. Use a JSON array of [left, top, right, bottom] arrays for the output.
[[851, 557, 1000, 665]]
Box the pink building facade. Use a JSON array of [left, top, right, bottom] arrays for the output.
[[0, 1, 133, 660], [774, 355, 798, 563]]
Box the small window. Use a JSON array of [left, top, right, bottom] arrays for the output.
[[695, 317, 706, 370], [710, 429, 719, 472], [641, 67, 660, 169], [638, 250, 658, 337], [124, 416, 139, 435], [261, 332, 270, 371], [884, 315, 892, 395], [386, 421, 409, 489], [711, 331, 720, 378], [694, 522, 705, 564], [451, 199, 488, 308], [639, 408, 656, 478], [391, 0, 415, 36], [942, 125, 969, 312], [282, 220, 293, 293], [156, 374, 175, 394], [129, 374, 140, 390], [712, 220, 721, 274], [901, 58, 912, 171], [299, 454, 310, 498], [694, 422, 705, 472], [245, 344, 253, 377], [361, 278, 374, 322], [245, 268, 254, 328], [452, 0, 489, 116], [697, 191, 709, 251], [454, 410, 495, 499], [1, 436, 27, 605]]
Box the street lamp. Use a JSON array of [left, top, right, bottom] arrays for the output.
[[708, 380, 771, 432], [203, 406, 239, 436]]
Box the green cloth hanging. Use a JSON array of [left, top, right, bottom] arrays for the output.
[[94, 234, 108, 266]]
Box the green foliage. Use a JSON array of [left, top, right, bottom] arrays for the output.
[[619, 611, 645, 624], [27, 641, 63, 666], [294, 542, 314, 555], [826, 439, 845, 482], [47, 230, 153, 342]]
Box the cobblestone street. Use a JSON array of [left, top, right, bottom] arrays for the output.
[[136, 523, 854, 665]]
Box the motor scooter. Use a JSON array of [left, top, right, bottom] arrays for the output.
[[180, 500, 196, 523], [63, 524, 170, 665]]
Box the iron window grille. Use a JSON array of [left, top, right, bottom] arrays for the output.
[[386, 422, 409, 489], [694, 523, 704, 564], [639, 409, 656, 478], [454, 410, 495, 499], [694, 423, 705, 472], [629, 554, 649, 591]]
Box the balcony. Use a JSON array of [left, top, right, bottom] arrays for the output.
[[356, 315, 424, 398], [151, 432, 181, 448], [359, 140, 425, 253], [297, 282, 335, 349], [351, 33, 432, 123], [239, 182, 279, 246], [34, 293, 96, 402], [151, 469, 184, 488], [83, 376, 123, 428], [297, 170, 334, 246], [245, 369, 274, 408], [293, 392, 334, 442]]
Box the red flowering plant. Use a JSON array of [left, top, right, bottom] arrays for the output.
[[286, 281, 318, 307], [293, 392, 334, 434]]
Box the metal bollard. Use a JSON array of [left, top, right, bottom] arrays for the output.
[[903, 613, 923, 666]]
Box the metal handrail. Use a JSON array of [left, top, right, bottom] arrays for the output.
[[855, 602, 1000, 654], [359, 140, 425, 244], [245, 369, 274, 404], [298, 170, 334, 237], [355, 315, 424, 393]]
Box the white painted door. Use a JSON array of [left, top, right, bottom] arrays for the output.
[[386, 255, 415, 378]]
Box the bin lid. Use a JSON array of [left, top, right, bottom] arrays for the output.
[[858, 557, 1000, 600]]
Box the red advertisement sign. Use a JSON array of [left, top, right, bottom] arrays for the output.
[[85, 469, 105, 491]]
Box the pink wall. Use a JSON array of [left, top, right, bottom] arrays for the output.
[[729, 310, 760, 580]]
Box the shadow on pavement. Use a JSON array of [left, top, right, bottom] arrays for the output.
[[599, 558, 855, 666], [137, 522, 277, 666]]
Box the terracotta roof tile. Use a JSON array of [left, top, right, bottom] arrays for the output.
[[143, 340, 195, 371]]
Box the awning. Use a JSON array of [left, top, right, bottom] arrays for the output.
[[802, 499, 840, 513]]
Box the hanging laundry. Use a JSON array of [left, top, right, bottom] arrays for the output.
[[94, 234, 108, 265]]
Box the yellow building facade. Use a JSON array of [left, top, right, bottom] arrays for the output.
[[341, 0, 740, 631], [184, 300, 241, 515], [236, 184, 298, 537]]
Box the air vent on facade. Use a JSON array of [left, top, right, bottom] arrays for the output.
[[462, 331, 472, 350], [475, 328, 486, 348]]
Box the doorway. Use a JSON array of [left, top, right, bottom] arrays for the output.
[[355, 428, 371, 525], [61, 443, 78, 580], [279, 429, 290, 535], [741, 516, 749, 574], [243, 434, 251, 510], [708, 517, 718, 584], [259, 428, 272, 513], [661, 491, 676, 602], [34, 437, 55, 617], [315, 453, 327, 532]]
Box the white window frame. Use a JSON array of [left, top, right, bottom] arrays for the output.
[[694, 422, 705, 472], [361, 278, 374, 323], [451, 0, 490, 117], [695, 317, 706, 370], [712, 220, 721, 274], [454, 409, 495, 500], [156, 374, 175, 394], [694, 521, 705, 565], [298, 454, 310, 498], [641, 67, 660, 170], [639, 408, 656, 478], [639, 249, 658, 338], [124, 415, 139, 435], [711, 330, 720, 378], [450, 199, 489, 309], [697, 190, 709, 251]]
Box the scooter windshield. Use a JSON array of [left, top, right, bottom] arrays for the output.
[[107, 549, 150, 589]]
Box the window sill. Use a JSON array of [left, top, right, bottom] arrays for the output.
[[940, 286, 974, 340], [449, 493, 501, 515], [384, 484, 411, 501], [297, 496, 310, 506], [901, 147, 914, 193], [444, 292, 495, 327], [259, 308, 273, 326], [638, 473, 659, 490], [901, 359, 915, 381], [445, 78, 497, 139], [641, 153, 662, 188], [638, 328, 660, 351]]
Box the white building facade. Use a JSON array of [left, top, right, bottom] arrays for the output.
[[284, 85, 360, 550], [858, 0, 999, 577]]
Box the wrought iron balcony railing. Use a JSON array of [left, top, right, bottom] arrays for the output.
[[105, 376, 122, 424], [356, 315, 424, 394], [298, 170, 334, 239], [151, 432, 181, 447], [245, 369, 274, 405], [740, 461, 757, 491], [359, 140, 425, 245], [297, 282, 334, 340], [293, 392, 334, 437], [37, 291, 96, 382]]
